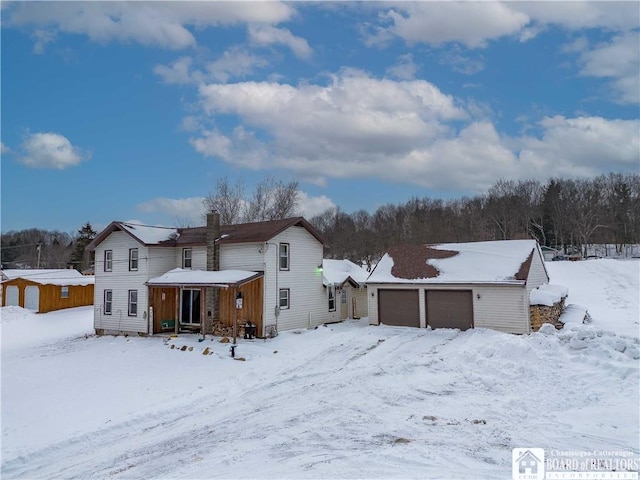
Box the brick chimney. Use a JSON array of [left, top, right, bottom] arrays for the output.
[[205, 210, 220, 333]]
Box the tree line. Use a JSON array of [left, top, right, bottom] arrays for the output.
[[309, 173, 640, 266], [3, 172, 638, 271]]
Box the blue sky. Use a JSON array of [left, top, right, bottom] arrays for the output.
[[2, 1, 639, 233]]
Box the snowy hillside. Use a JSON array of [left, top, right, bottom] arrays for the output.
[[1, 259, 638, 479]]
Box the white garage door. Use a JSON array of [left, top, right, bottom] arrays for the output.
[[25, 286, 40, 312], [6, 286, 19, 306]]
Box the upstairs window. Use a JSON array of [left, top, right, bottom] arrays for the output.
[[279, 243, 290, 271], [104, 250, 113, 272], [182, 248, 192, 269], [129, 248, 138, 271]]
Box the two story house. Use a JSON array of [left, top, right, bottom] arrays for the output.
[[87, 213, 330, 337]]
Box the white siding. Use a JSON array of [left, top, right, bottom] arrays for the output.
[[93, 231, 150, 334], [368, 283, 530, 334], [526, 246, 549, 293], [350, 286, 368, 319], [473, 285, 530, 334], [220, 244, 265, 271], [264, 226, 326, 333], [175, 246, 207, 270]]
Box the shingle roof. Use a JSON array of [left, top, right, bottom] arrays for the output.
[[88, 217, 327, 250], [367, 239, 541, 285]]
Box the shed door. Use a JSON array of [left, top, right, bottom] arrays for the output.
[[426, 290, 473, 330], [6, 286, 19, 306], [378, 289, 420, 327], [25, 286, 40, 312]]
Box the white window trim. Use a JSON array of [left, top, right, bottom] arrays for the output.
[[182, 248, 192, 269], [328, 285, 336, 312], [279, 288, 290, 310]]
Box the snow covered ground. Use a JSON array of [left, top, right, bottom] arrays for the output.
[[1, 259, 638, 479]]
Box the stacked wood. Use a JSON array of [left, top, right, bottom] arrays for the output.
[[211, 320, 255, 338], [530, 298, 565, 332]]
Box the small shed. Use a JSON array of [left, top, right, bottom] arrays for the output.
[[366, 240, 550, 334], [1, 269, 95, 313], [323, 259, 369, 321]]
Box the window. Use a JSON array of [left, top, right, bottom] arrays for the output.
[[328, 285, 336, 312], [279, 243, 289, 270], [129, 248, 138, 271], [279, 288, 290, 310], [61, 286, 69, 299], [181, 289, 201, 324], [182, 248, 192, 269], [104, 290, 112, 315], [104, 250, 113, 272], [341, 289, 347, 304], [128, 290, 138, 316]]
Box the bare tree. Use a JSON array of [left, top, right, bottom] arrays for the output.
[[203, 177, 245, 225], [244, 176, 299, 222]]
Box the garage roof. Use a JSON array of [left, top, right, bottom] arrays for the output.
[[368, 239, 540, 285]]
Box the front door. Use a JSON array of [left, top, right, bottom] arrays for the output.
[[181, 289, 201, 327]]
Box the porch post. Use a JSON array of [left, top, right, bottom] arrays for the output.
[[175, 287, 180, 334]]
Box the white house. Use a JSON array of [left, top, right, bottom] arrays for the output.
[[87, 214, 330, 337], [322, 259, 369, 323], [366, 239, 550, 334]]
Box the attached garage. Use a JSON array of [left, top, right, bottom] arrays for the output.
[[367, 240, 551, 334], [378, 289, 420, 327], [425, 290, 473, 330]]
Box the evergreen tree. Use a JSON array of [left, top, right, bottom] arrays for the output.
[[70, 222, 97, 272]]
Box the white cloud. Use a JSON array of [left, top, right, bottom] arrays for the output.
[[153, 56, 204, 85], [517, 116, 640, 177], [1, 141, 10, 154], [371, 2, 529, 48], [296, 192, 336, 218], [248, 24, 313, 59], [5, 2, 295, 50], [189, 71, 638, 192], [577, 31, 640, 104], [206, 46, 269, 82], [386, 53, 418, 80], [136, 197, 207, 226], [19, 132, 89, 169], [439, 49, 484, 75], [517, 1, 640, 32]]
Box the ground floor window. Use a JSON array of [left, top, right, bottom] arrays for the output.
[[128, 290, 138, 316], [328, 285, 336, 312], [279, 288, 290, 310], [104, 290, 112, 315], [181, 289, 201, 324], [61, 286, 69, 298]]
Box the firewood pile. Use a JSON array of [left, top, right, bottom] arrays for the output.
[[530, 298, 565, 332]]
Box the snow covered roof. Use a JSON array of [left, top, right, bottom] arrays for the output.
[[530, 284, 568, 306], [146, 268, 261, 288], [1, 269, 94, 286], [88, 217, 327, 250], [367, 239, 540, 285], [322, 259, 369, 287]]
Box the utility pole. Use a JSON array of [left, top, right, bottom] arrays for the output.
[[36, 244, 42, 268]]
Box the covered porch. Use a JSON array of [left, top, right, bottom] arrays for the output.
[[146, 268, 264, 337]]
